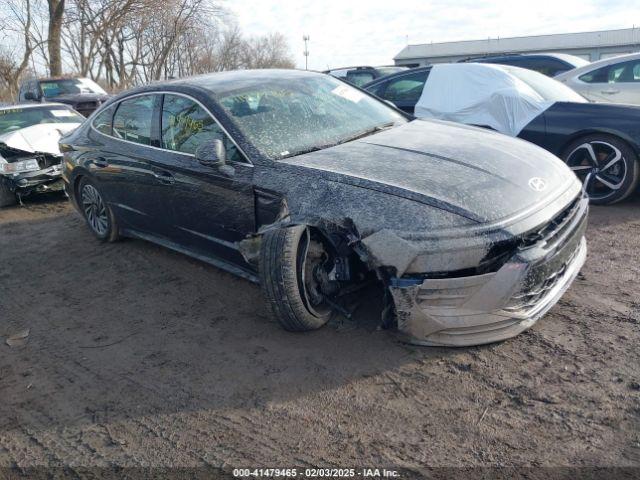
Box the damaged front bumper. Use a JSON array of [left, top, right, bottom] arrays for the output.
[[1, 164, 64, 196], [388, 196, 588, 347]]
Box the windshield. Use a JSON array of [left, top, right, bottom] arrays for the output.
[[0, 106, 84, 135], [40, 78, 107, 98], [500, 66, 587, 102], [216, 74, 406, 159]]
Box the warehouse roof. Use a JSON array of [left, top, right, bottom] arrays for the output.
[[394, 27, 640, 60]]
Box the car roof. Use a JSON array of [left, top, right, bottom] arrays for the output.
[[120, 69, 330, 98], [37, 77, 91, 82], [555, 51, 640, 79], [0, 102, 75, 111], [324, 65, 404, 73], [466, 52, 586, 64]]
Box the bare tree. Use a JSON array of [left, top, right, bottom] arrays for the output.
[[0, 0, 43, 98], [241, 32, 295, 69], [1, 0, 295, 100], [47, 0, 65, 76]]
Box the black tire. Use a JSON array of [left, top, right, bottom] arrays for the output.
[[0, 180, 17, 208], [562, 134, 640, 205], [77, 177, 119, 242], [259, 225, 332, 332]]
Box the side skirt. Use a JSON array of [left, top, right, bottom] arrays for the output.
[[121, 228, 260, 284]]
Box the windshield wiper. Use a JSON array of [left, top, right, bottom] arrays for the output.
[[280, 142, 339, 159], [279, 122, 397, 159], [334, 122, 397, 146]]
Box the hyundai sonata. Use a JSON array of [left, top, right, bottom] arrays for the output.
[[60, 70, 587, 346]]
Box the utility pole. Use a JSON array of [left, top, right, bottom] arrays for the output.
[[303, 35, 310, 70]]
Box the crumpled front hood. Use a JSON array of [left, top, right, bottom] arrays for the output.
[[281, 119, 579, 223], [0, 123, 80, 157]]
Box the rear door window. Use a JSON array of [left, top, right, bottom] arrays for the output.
[[517, 57, 569, 76], [577, 61, 640, 84], [112, 95, 156, 145]]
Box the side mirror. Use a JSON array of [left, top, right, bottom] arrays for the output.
[[195, 139, 226, 167], [24, 92, 37, 101]]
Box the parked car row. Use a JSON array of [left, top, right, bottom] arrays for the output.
[[2, 54, 637, 347], [329, 52, 640, 105], [362, 62, 640, 205]]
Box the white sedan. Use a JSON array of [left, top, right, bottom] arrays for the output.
[[0, 103, 84, 206], [555, 52, 640, 105]]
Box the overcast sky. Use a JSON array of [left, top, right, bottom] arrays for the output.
[[228, 0, 636, 70]]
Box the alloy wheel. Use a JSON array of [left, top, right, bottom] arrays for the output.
[[81, 184, 109, 236], [566, 141, 627, 201]]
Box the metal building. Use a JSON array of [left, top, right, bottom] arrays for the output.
[[394, 27, 640, 67]]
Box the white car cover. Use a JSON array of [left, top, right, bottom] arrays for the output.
[[414, 63, 554, 137], [0, 123, 80, 157]]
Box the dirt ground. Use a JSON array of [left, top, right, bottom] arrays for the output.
[[0, 192, 639, 476]]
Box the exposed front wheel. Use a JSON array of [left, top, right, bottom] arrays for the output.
[[259, 225, 333, 332], [78, 177, 119, 242], [563, 134, 639, 205]]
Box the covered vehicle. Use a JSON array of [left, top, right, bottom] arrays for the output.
[[364, 63, 640, 204], [61, 70, 587, 347], [0, 103, 84, 207]]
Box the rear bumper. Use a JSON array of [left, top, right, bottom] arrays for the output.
[[389, 197, 588, 347]]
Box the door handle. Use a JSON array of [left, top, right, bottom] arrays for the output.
[[94, 157, 108, 168], [153, 170, 175, 185], [601, 89, 619, 95]]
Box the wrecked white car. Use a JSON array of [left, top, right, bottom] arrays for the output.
[[62, 70, 588, 347], [0, 103, 84, 207]]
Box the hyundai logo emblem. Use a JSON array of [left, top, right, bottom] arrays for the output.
[[528, 177, 547, 192]]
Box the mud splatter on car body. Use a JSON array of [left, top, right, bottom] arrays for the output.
[[60, 69, 588, 346]]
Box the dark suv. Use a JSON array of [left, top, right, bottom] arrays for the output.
[[18, 77, 110, 116], [460, 53, 590, 77], [323, 66, 408, 87]]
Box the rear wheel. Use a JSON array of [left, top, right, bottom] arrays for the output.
[[259, 225, 333, 332], [563, 134, 639, 205], [0, 181, 17, 208], [78, 177, 119, 242]]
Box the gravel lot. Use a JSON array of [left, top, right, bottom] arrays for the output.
[[0, 193, 639, 474]]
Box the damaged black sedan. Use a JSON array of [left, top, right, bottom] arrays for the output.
[[61, 70, 588, 346], [0, 103, 85, 207]]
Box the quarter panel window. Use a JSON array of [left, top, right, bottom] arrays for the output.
[[112, 95, 155, 145], [161, 94, 242, 162], [92, 105, 116, 135], [382, 70, 429, 103]]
